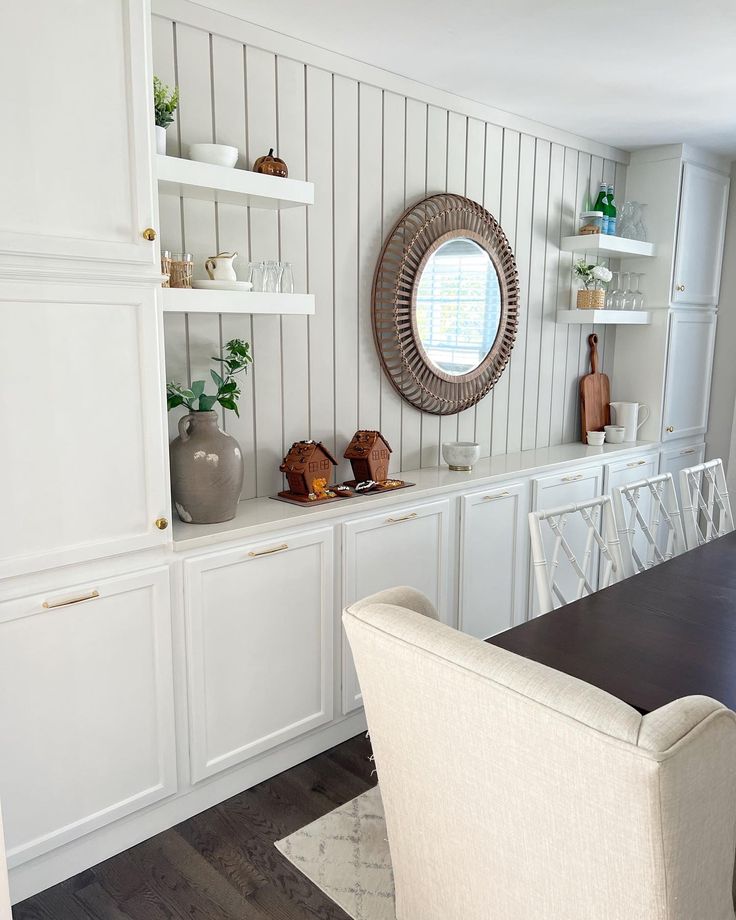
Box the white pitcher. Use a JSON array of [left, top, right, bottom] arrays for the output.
[[205, 251, 238, 281], [609, 401, 650, 442]]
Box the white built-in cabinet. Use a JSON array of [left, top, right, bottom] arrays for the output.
[[458, 483, 529, 639], [672, 163, 730, 307], [0, 282, 170, 578], [0, 566, 176, 867], [0, 0, 157, 271], [661, 309, 717, 442], [183, 529, 334, 782], [341, 500, 450, 713]]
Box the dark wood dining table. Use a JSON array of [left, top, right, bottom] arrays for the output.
[[486, 530, 736, 715]]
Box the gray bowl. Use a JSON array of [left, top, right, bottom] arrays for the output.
[[442, 441, 481, 471]]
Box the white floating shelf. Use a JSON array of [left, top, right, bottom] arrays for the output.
[[161, 289, 315, 315], [560, 235, 655, 258], [556, 309, 652, 325], [156, 155, 314, 210]]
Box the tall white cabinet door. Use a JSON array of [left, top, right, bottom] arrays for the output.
[[530, 465, 603, 616], [0, 0, 157, 269], [0, 566, 176, 867], [184, 529, 334, 783], [0, 282, 169, 577], [661, 309, 717, 443], [672, 163, 730, 306], [459, 482, 529, 639], [341, 500, 451, 714]]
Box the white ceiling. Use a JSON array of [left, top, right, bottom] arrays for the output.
[[202, 0, 736, 156]]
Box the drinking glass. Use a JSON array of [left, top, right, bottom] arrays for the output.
[[263, 260, 283, 293], [631, 273, 646, 310], [170, 252, 193, 289], [620, 272, 633, 310], [247, 261, 264, 292], [279, 262, 294, 294], [606, 271, 621, 309]]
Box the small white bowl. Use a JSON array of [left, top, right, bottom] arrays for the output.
[[442, 441, 480, 471], [188, 143, 239, 168], [604, 425, 625, 444], [586, 430, 605, 446]]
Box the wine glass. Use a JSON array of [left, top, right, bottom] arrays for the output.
[[606, 271, 621, 309], [620, 272, 634, 310], [631, 273, 646, 310]]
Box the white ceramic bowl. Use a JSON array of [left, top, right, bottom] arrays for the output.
[[604, 425, 625, 444], [442, 441, 480, 471], [586, 430, 605, 446], [188, 143, 239, 168]]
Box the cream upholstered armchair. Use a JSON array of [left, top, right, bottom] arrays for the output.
[[344, 587, 736, 920]]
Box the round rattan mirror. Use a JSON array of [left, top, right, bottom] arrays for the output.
[[372, 194, 519, 415]]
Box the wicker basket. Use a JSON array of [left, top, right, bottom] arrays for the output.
[[577, 288, 605, 310]]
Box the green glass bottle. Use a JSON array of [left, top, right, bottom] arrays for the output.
[[592, 182, 608, 233], [605, 184, 617, 235]]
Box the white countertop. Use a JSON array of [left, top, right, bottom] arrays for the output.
[[172, 440, 658, 551]]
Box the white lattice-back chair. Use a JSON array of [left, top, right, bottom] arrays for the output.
[[528, 496, 624, 615], [679, 459, 734, 550], [612, 473, 686, 578]]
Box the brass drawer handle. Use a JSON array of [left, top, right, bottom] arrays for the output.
[[43, 590, 100, 610], [666, 426, 674, 433], [676, 283, 686, 292], [626, 460, 647, 468], [680, 448, 697, 456], [386, 513, 417, 524], [248, 543, 288, 558], [561, 474, 583, 482], [482, 490, 510, 501]]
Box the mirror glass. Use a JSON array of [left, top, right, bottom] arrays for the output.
[[415, 237, 502, 376]]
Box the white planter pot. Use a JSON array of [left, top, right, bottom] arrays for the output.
[[155, 125, 167, 156]]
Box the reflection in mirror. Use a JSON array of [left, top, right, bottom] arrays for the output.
[[416, 238, 501, 376]]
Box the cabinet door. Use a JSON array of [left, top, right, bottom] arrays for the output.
[[459, 482, 529, 639], [0, 282, 169, 577], [530, 465, 603, 616], [0, 566, 176, 867], [0, 0, 156, 269], [604, 451, 660, 570], [184, 529, 334, 782], [662, 309, 717, 443], [660, 441, 706, 506], [342, 500, 450, 713], [672, 163, 730, 306]]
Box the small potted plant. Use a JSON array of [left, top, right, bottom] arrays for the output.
[[167, 339, 253, 524], [573, 260, 612, 309], [153, 76, 179, 155]]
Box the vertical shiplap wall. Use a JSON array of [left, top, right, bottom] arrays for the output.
[[152, 12, 627, 500]]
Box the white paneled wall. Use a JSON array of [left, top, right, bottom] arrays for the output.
[[152, 11, 627, 500]]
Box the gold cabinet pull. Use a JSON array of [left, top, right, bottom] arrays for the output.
[[142, 227, 157, 241], [248, 543, 288, 558], [666, 426, 675, 433], [626, 459, 647, 468], [675, 283, 686, 292], [561, 473, 583, 482], [680, 448, 697, 456], [482, 490, 510, 501], [155, 517, 169, 530], [386, 512, 417, 524], [43, 590, 100, 610]]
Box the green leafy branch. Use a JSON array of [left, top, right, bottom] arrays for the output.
[[153, 76, 180, 129], [166, 339, 253, 417]]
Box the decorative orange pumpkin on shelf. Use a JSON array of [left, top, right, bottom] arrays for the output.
[[253, 148, 288, 177]]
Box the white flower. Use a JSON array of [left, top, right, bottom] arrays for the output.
[[592, 265, 613, 283]]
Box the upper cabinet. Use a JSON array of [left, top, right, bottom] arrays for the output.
[[671, 163, 730, 306], [0, 0, 157, 274]]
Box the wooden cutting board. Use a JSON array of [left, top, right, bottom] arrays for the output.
[[580, 333, 610, 441]]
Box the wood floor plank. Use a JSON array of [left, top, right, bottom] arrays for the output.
[[12, 735, 373, 920]]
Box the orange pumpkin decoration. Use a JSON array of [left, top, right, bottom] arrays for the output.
[[253, 148, 288, 178]]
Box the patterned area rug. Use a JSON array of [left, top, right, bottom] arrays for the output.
[[275, 785, 396, 920]]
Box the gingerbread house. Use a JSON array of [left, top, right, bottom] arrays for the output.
[[279, 440, 338, 495], [344, 430, 392, 483]]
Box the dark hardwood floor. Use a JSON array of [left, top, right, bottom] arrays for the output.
[[12, 734, 375, 920]]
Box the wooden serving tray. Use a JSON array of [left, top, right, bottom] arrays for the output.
[[340, 480, 415, 494], [271, 489, 355, 507]]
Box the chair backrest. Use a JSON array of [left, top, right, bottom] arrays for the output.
[[528, 495, 623, 614], [679, 459, 735, 550], [612, 472, 686, 577], [344, 588, 736, 920]]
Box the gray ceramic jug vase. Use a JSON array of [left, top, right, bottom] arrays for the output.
[[170, 411, 244, 523]]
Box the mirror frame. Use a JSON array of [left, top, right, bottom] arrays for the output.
[[372, 193, 519, 415]]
